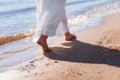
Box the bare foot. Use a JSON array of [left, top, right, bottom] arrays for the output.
[[37, 35, 52, 52], [65, 32, 76, 41]]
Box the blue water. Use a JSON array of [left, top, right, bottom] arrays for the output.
[[0, 0, 120, 36], [0, 0, 120, 73]]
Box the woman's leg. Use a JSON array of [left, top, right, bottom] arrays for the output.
[[35, 0, 65, 52], [61, 6, 76, 41], [37, 35, 52, 52]]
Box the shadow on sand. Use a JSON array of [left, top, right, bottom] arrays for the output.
[[44, 39, 120, 67]]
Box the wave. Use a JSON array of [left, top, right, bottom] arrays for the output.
[[0, 29, 35, 45], [67, 0, 106, 5], [0, 0, 17, 5], [0, 6, 35, 16]]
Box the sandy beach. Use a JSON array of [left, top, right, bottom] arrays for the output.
[[1, 13, 120, 80]]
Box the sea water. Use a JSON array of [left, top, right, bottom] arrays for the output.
[[0, 0, 120, 72]]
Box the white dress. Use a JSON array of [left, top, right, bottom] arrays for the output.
[[33, 0, 69, 42]]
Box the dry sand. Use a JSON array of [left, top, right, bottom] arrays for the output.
[[1, 13, 120, 80]]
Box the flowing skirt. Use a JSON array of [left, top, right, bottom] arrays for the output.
[[33, 0, 69, 42]]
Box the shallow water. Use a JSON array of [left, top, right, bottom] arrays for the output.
[[0, 0, 120, 72]]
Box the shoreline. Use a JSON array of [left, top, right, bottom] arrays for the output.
[[0, 13, 120, 80]]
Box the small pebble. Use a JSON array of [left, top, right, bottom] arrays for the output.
[[54, 61, 58, 63]]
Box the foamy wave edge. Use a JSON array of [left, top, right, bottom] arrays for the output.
[[0, 29, 35, 45]]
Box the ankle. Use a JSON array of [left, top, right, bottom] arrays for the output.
[[37, 35, 48, 43], [40, 35, 48, 40], [65, 31, 71, 38]]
